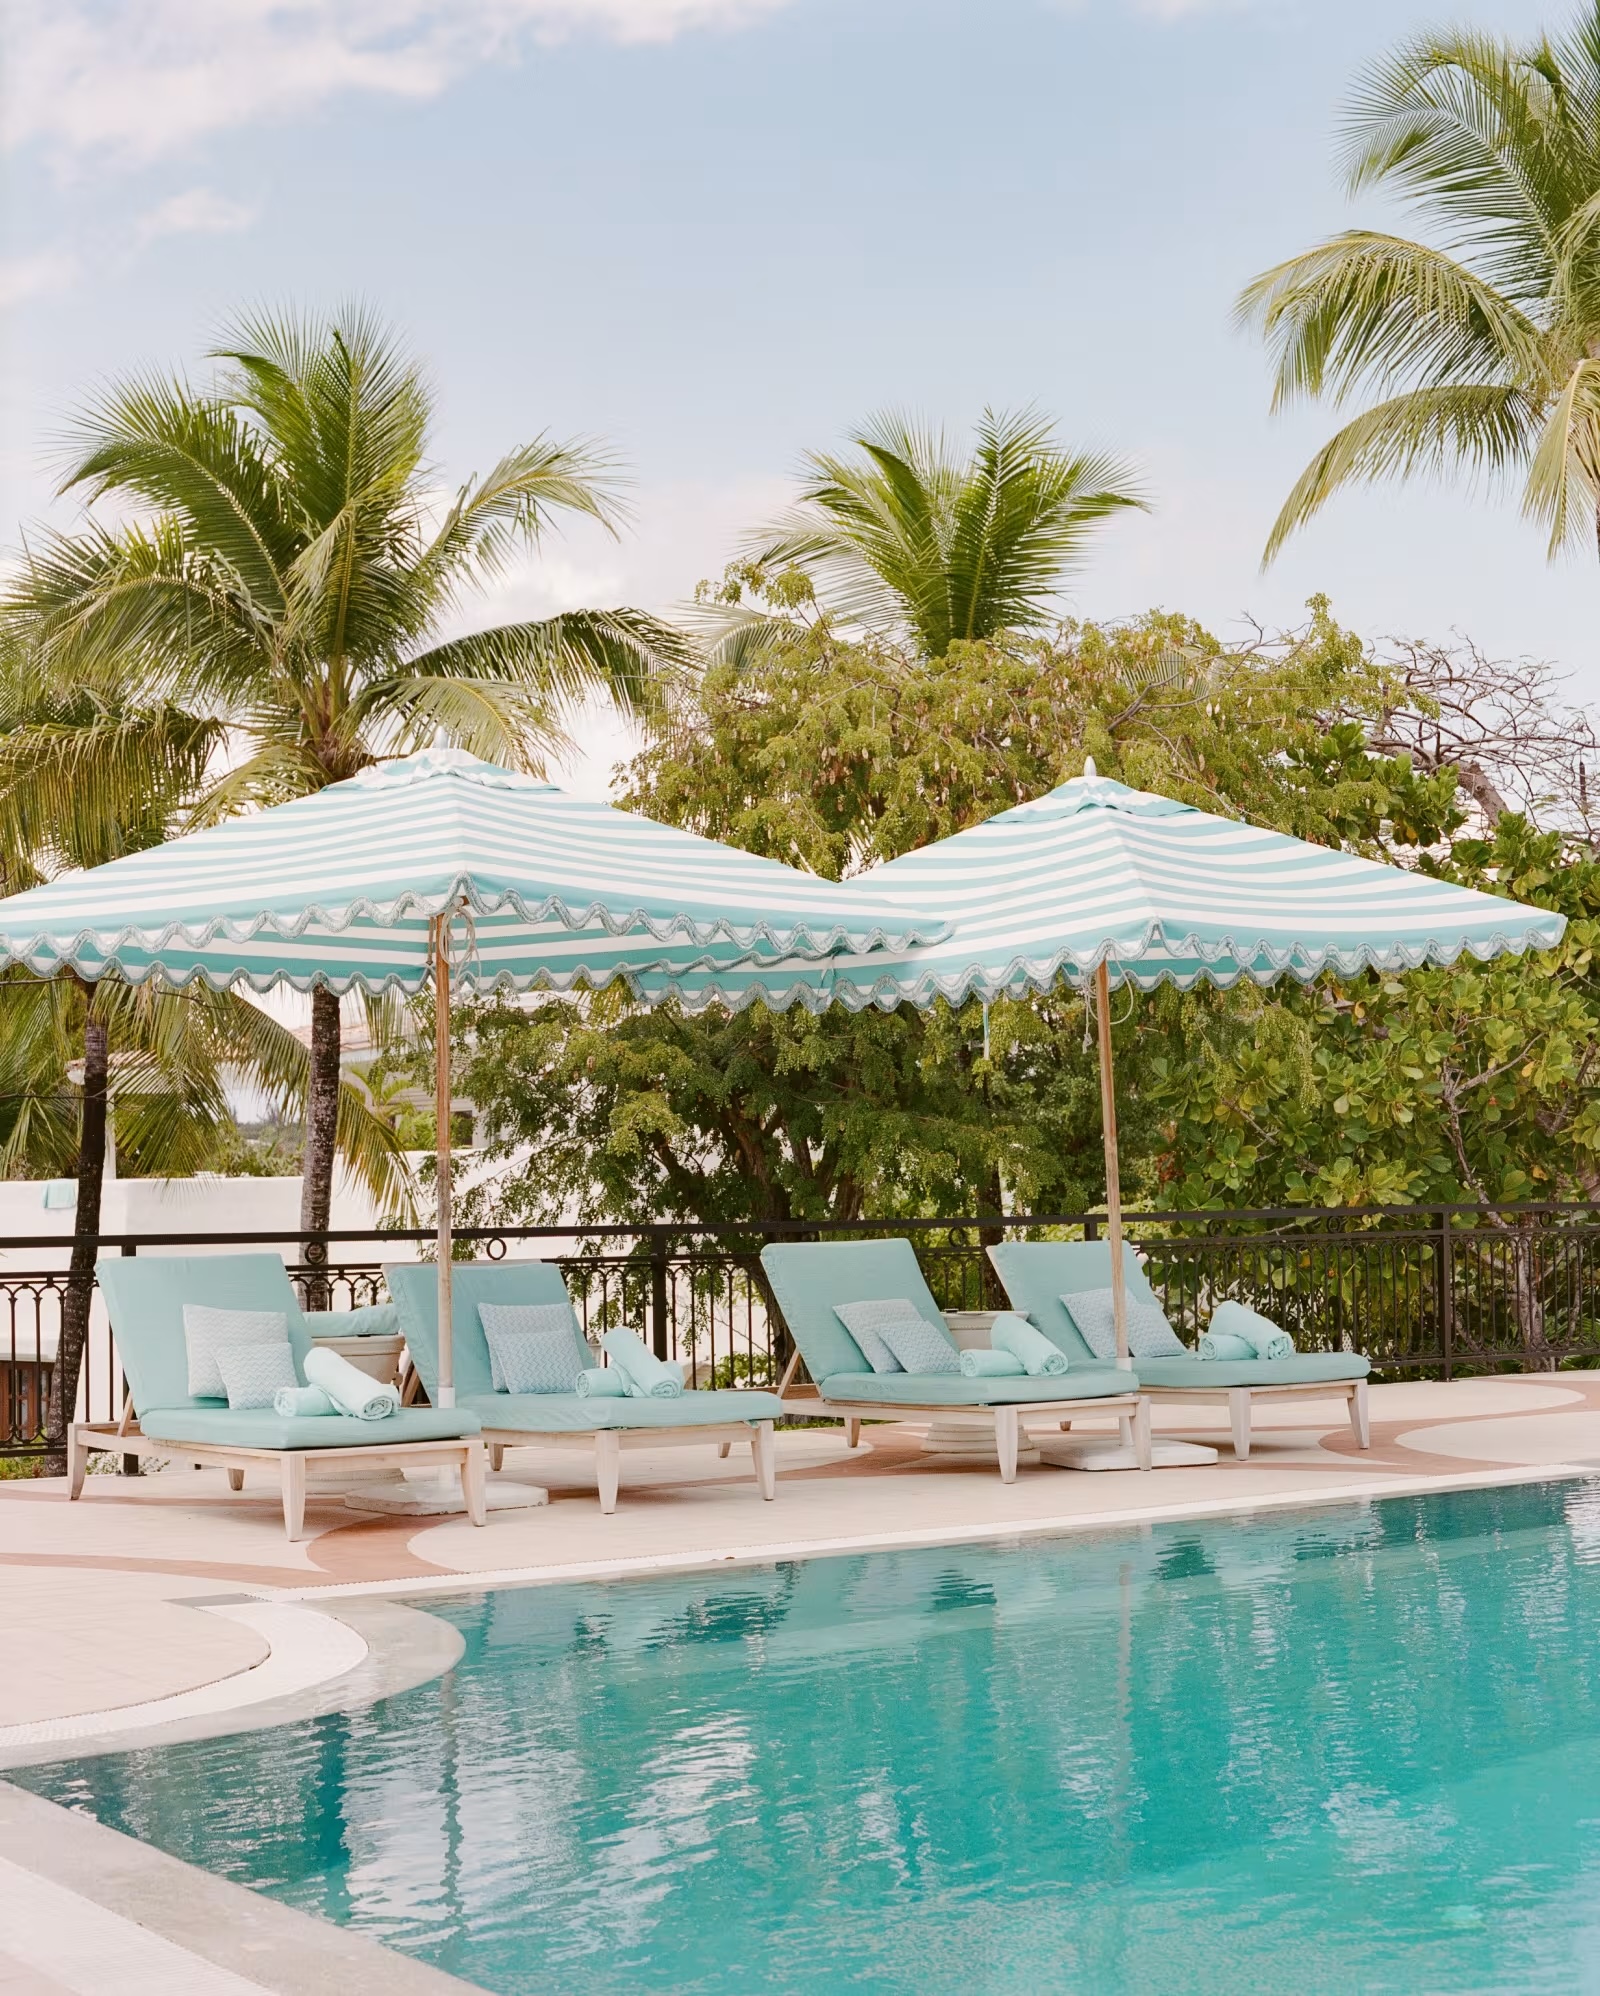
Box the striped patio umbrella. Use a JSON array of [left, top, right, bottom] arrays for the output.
[[0, 747, 946, 1403], [644, 762, 1565, 1369]]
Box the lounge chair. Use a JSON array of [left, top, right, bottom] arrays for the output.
[[759, 1238, 1149, 1479], [384, 1260, 784, 1513], [83, 1253, 487, 1541], [987, 1240, 1371, 1461]]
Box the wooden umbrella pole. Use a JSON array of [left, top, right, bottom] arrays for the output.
[[1095, 959, 1131, 1371], [432, 912, 455, 1408]]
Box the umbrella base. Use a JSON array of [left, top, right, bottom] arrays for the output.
[[919, 1419, 1043, 1466], [1038, 1437, 1219, 1472], [346, 1467, 548, 1516]]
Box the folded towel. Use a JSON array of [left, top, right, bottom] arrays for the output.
[[575, 1367, 630, 1398], [273, 1383, 338, 1417], [959, 1347, 1028, 1378], [302, 1345, 400, 1421], [1209, 1299, 1294, 1362], [1196, 1331, 1255, 1361], [990, 1312, 1070, 1377], [600, 1327, 684, 1399]]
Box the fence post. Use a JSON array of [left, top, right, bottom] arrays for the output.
[[120, 1242, 140, 1476], [1438, 1213, 1454, 1382], [650, 1229, 670, 1363]]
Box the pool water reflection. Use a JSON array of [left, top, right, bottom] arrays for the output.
[[21, 1480, 1600, 1993]]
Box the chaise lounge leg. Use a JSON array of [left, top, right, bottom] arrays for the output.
[[717, 1441, 732, 1458], [751, 1421, 776, 1500], [845, 1419, 861, 1449], [1228, 1389, 1252, 1462], [66, 1425, 87, 1501], [595, 1430, 621, 1514], [281, 1454, 307, 1542], [1132, 1397, 1153, 1471], [1117, 1413, 1134, 1448], [995, 1406, 1020, 1483], [228, 1468, 245, 1491], [489, 1444, 505, 1472], [461, 1443, 487, 1526], [1350, 1378, 1371, 1449]]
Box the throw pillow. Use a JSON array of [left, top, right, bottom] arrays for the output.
[[877, 1312, 961, 1374], [832, 1298, 940, 1373], [479, 1302, 588, 1393], [216, 1341, 299, 1411], [182, 1305, 290, 1399], [1059, 1288, 1187, 1362]]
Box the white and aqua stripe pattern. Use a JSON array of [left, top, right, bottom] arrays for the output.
[[0, 748, 946, 998], [636, 767, 1565, 1012]]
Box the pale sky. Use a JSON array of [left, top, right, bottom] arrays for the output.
[[3, 0, 1593, 798]]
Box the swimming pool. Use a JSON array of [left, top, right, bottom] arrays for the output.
[[20, 1481, 1600, 1993]]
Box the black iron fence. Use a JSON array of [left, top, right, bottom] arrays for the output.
[[6, 1202, 1600, 1459]]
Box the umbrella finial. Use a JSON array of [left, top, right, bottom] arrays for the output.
[[1083, 755, 1098, 779]]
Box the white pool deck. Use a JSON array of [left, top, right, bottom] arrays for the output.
[[3, 1371, 1600, 1990]]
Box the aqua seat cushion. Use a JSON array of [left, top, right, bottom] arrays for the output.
[[461, 1389, 783, 1432], [139, 1404, 481, 1449], [1135, 1354, 1370, 1388], [760, 1240, 950, 1381], [98, 1254, 319, 1415], [818, 1369, 1133, 1406], [386, 1259, 581, 1403]]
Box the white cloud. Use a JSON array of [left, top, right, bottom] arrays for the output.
[[2, 0, 795, 167], [133, 187, 259, 248], [0, 248, 80, 306]]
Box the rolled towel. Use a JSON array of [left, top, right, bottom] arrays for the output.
[[302, 1345, 401, 1421], [990, 1312, 1070, 1377], [1196, 1331, 1255, 1361], [273, 1383, 338, 1417], [600, 1327, 684, 1399], [575, 1367, 630, 1399], [1209, 1299, 1294, 1362], [959, 1347, 1028, 1378]]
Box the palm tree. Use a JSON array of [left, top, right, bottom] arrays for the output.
[[0, 653, 409, 1472], [1238, 6, 1600, 565], [2, 304, 686, 1235], [724, 407, 1145, 661]]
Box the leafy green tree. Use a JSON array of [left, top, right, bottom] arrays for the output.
[[0, 304, 686, 1236], [710, 409, 1145, 662], [1238, 4, 1600, 561]]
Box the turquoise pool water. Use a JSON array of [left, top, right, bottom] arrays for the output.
[[19, 1481, 1600, 1992]]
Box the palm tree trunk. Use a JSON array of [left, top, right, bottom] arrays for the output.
[[45, 1003, 108, 1477], [299, 985, 341, 1308]]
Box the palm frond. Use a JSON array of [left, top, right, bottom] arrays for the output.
[[58, 377, 294, 614], [1236, 233, 1548, 412], [0, 704, 224, 873], [1261, 382, 1537, 563], [1523, 353, 1600, 554]]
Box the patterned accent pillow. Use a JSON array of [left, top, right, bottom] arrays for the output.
[[877, 1311, 961, 1375], [479, 1302, 588, 1393], [832, 1298, 935, 1373], [486, 1326, 590, 1395], [182, 1305, 290, 1399], [1060, 1288, 1187, 1361], [217, 1341, 299, 1411]]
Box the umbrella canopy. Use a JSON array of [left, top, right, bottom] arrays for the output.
[[0, 747, 943, 995], [826, 763, 1567, 1005], [0, 747, 947, 1410]]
